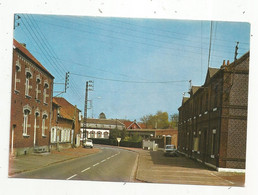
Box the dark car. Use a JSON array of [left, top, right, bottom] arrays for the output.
[[164, 145, 178, 157]]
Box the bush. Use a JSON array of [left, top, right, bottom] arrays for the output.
[[91, 138, 142, 148], [91, 138, 117, 146], [120, 141, 142, 148]]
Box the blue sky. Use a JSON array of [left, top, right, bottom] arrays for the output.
[[13, 14, 250, 121]]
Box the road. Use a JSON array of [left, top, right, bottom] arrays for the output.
[[11, 145, 138, 182]]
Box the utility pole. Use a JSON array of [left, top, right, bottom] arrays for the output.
[[65, 72, 70, 93], [82, 81, 94, 142], [207, 21, 213, 68], [54, 72, 69, 97], [13, 14, 21, 30], [234, 42, 239, 61]]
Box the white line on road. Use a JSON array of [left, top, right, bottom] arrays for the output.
[[101, 159, 106, 163], [107, 157, 111, 159], [210, 173, 235, 184], [81, 167, 91, 173], [66, 174, 77, 180], [93, 162, 100, 167]]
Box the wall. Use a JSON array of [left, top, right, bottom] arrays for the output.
[[10, 47, 53, 156]]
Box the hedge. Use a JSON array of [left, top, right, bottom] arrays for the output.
[[91, 138, 142, 148]]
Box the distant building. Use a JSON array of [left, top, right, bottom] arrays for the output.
[[81, 118, 125, 139], [10, 39, 54, 156], [121, 120, 142, 129], [178, 52, 249, 171], [127, 128, 178, 147], [50, 97, 81, 150]]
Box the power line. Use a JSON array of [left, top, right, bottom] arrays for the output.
[[33, 18, 242, 59], [20, 16, 65, 80], [70, 72, 188, 84], [109, 17, 250, 45], [19, 14, 86, 103]]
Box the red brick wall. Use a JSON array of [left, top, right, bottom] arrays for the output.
[[10, 48, 53, 152], [178, 52, 249, 169]]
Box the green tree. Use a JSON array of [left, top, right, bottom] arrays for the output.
[[140, 111, 170, 129], [170, 113, 179, 129], [121, 128, 127, 140], [109, 128, 119, 139], [127, 133, 142, 142]]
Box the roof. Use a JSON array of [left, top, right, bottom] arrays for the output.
[[53, 97, 80, 121], [85, 118, 125, 126], [182, 97, 189, 103], [126, 128, 178, 132], [13, 39, 54, 79], [52, 98, 60, 106], [191, 86, 201, 95], [208, 67, 219, 78], [120, 120, 142, 129]]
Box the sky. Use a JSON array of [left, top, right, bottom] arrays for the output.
[[13, 14, 250, 121]]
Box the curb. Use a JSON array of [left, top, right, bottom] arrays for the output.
[[9, 149, 101, 176]]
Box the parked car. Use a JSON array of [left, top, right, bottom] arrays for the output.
[[164, 144, 178, 157], [83, 139, 93, 148]]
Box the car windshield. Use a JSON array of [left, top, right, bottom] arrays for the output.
[[166, 145, 175, 149]]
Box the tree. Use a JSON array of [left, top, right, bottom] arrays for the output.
[[140, 111, 170, 129], [170, 113, 179, 129], [121, 128, 127, 140], [99, 112, 106, 119], [109, 128, 119, 139]]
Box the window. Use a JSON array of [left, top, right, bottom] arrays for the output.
[[43, 81, 49, 104], [90, 131, 95, 138], [211, 129, 216, 156], [35, 76, 41, 100], [104, 132, 109, 139], [23, 109, 30, 136], [193, 134, 199, 151], [14, 60, 21, 92], [213, 85, 218, 108], [97, 131, 102, 138], [25, 70, 32, 97], [42, 113, 48, 136], [67, 130, 70, 142], [51, 127, 56, 143], [198, 130, 201, 153]]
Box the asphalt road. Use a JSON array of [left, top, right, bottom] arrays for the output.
[[11, 145, 138, 182]]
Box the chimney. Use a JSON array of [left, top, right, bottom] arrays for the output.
[[220, 60, 226, 69], [21, 43, 26, 48], [227, 60, 230, 65]]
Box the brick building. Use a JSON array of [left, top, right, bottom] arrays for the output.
[[10, 39, 54, 156], [178, 52, 249, 171], [50, 97, 82, 150]]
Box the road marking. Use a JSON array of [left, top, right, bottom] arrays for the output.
[[81, 167, 91, 173], [93, 162, 100, 167], [210, 173, 235, 185], [107, 157, 111, 159], [66, 174, 77, 180], [101, 159, 106, 163]]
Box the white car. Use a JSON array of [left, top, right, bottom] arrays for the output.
[[83, 139, 93, 148], [164, 145, 178, 157]]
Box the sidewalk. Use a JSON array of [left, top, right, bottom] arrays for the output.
[[134, 149, 245, 186], [8, 147, 100, 176]]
